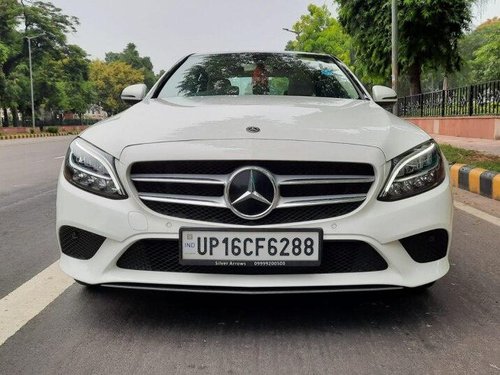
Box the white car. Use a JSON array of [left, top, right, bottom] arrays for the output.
[[57, 52, 452, 293]]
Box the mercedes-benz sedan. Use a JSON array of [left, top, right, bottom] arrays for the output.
[[56, 52, 452, 293]]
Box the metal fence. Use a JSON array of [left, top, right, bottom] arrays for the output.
[[397, 80, 499, 117]]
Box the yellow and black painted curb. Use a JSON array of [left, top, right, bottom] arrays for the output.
[[450, 164, 500, 201], [0, 132, 74, 140]]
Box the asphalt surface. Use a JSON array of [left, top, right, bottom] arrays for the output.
[[0, 137, 499, 375]]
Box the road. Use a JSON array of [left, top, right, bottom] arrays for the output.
[[0, 137, 499, 375]]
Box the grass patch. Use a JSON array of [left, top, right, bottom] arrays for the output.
[[439, 144, 500, 173]]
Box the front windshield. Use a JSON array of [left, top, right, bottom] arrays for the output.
[[157, 53, 361, 99]]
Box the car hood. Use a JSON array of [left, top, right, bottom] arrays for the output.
[[81, 95, 429, 161]]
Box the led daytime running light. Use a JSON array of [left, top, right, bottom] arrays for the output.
[[382, 143, 436, 196]]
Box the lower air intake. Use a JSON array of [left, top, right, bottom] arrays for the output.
[[117, 239, 388, 274], [59, 226, 106, 260], [400, 229, 449, 263]]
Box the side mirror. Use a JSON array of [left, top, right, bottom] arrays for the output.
[[372, 85, 397, 106], [121, 83, 147, 105]]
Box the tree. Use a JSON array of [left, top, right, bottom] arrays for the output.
[[89, 60, 144, 115], [105, 43, 156, 88], [0, 0, 79, 126], [336, 0, 474, 95], [408, 17, 499, 93], [285, 4, 352, 65], [462, 18, 500, 83], [58, 45, 95, 117]]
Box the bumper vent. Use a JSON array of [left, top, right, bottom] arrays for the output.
[[116, 239, 388, 274], [130, 160, 374, 224], [400, 229, 449, 263], [59, 226, 105, 260]]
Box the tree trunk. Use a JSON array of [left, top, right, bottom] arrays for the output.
[[408, 63, 422, 96], [12, 107, 18, 127], [2, 107, 8, 127], [442, 75, 449, 91]]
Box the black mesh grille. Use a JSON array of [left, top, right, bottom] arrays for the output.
[[116, 239, 388, 274], [59, 226, 106, 260], [400, 229, 449, 263], [132, 180, 224, 197], [142, 200, 363, 225]]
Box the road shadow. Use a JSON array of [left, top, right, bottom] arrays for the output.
[[72, 283, 444, 335]]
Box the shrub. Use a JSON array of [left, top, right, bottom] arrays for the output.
[[46, 126, 59, 134]]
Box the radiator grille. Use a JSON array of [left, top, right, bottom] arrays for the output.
[[130, 160, 374, 224]]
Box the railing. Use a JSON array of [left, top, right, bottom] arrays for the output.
[[398, 80, 499, 117]]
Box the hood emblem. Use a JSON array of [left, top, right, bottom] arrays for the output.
[[246, 126, 260, 133], [225, 167, 277, 220]]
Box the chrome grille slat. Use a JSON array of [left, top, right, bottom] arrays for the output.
[[276, 175, 375, 185], [278, 194, 367, 208], [138, 192, 225, 208], [131, 174, 226, 185], [132, 173, 374, 186]]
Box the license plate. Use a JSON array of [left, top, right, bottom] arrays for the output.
[[180, 228, 322, 267]]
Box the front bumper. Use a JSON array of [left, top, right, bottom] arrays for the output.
[[56, 167, 453, 291]]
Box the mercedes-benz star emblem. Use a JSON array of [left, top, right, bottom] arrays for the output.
[[246, 126, 260, 133], [225, 167, 277, 220]]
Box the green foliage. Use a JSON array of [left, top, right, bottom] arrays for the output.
[[0, 43, 8, 66], [58, 45, 96, 115], [415, 17, 500, 92], [0, 0, 87, 125], [466, 18, 500, 83], [89, 60, 144, 114], [45, 126, 59, 134], [269, 77, 289, 95], [336, 0, 474, 94], [285, 4, 352, 65], [156, 69, 166, 81], [105, 43, 156, 88]]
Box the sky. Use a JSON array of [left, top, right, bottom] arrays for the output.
[[50, 0, 500, 73]]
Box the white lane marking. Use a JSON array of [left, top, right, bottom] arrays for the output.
[[54, 156, 65, 159], [454, 201, 500, 227], [0, 261, 74, 346]]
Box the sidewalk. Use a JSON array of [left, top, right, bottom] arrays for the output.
[[431, 134, 500, 157]]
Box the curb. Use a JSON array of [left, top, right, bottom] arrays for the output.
[[0, 132, 74, 140], [450, 164, 500, 201]]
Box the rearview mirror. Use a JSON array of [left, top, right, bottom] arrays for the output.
[[372, 85, 397, 106], [121, 83, 147, 105]]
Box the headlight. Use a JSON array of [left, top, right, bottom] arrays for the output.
[[63, 138, 127, 199], [378, 140, 445, 201]]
